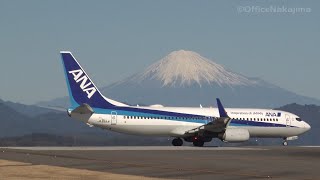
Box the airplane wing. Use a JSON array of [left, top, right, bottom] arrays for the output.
[[185, 98, 232, 135]]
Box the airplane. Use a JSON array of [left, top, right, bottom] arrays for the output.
[[60, 51, 311, 147]]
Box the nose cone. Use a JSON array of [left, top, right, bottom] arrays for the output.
[[304, 122, 311, 132]]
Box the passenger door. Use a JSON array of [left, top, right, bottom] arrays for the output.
[[285, 114, 291, 127], [111, 111, 117, 125]]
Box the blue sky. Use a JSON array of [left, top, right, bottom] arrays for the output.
[[0, 0, 319, 104]]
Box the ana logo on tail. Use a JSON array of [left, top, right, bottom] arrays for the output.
[[69, 69, 97, 99]]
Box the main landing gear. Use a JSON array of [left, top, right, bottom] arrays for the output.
[[172, 138, 183, 146], [193, 140, 204, 147], [172, 136, 206, 147], [192, 136, 204, 147]]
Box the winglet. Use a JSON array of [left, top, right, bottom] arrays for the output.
[[216, 98, 229, 118]]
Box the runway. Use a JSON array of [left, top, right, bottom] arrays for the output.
[[5, 146, 267, 151], [0, 146, 319, 179]]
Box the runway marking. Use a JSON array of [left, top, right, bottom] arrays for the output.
[[3, 146, 268, 151], [300, 146, 320, 148], [183, 154, 311, 162]]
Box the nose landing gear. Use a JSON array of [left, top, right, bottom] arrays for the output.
[[282, 141, 288, 146], [282, 136, 298, 146], [282, 137, 288, 146], [172, 138, 183, 146]]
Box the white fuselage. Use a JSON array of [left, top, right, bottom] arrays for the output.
[[72, 106, 310, 138]]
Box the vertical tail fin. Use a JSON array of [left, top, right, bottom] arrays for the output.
[[60, 51, 114, 109], [216, 98, 229, 118]]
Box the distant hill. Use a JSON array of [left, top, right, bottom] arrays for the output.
[[4, 101, 60, 117], [0, 133, 171, 146], [0, 100, 101, 137]]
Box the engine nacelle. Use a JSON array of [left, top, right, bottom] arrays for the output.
[[219, 128, 250, 142]]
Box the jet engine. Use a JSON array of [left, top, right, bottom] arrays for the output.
[[219, 128, 250, 142]]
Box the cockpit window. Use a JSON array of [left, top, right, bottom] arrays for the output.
[[296, 118, 302, 121]]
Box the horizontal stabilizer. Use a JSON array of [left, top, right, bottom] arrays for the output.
[[72, 103, 94, 115]]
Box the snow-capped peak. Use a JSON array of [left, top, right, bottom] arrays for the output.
[[132, 50, 255, 87]]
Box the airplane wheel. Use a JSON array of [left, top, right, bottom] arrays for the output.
[[282, 141, 288, 146], [193, 140, 204, 147], [172, 138, 183, 146]]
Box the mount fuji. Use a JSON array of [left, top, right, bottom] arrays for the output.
[[38, 50, 320, 108], [101, 50, 319, 108], [129, 50, 255, 87]]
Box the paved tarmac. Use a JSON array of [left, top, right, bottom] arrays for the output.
[[0, 146, 320, 180]]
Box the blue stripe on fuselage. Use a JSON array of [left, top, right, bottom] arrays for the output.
[[229, 119, 289, 127], [92, 107, 210, 124], [93, 106, 210, 119]]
